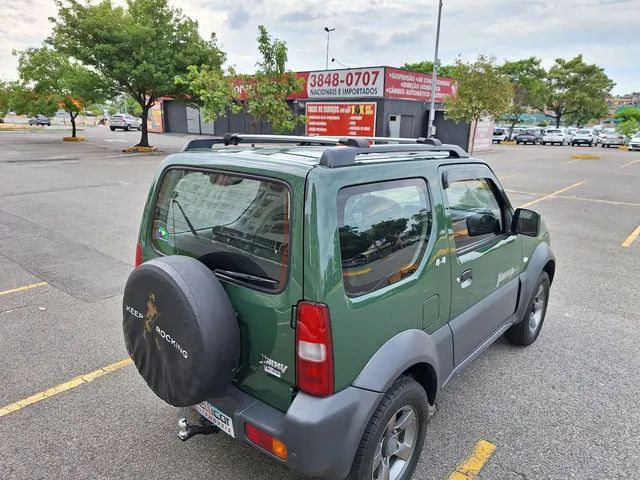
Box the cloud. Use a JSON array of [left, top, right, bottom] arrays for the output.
[[1, 0, 638, 94]]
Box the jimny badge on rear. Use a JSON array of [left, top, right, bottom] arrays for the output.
[[259, 354, 288, 378]]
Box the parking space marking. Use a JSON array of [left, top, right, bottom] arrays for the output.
[[619, 159, 640, 169], [499, 173, 521, 180], [448, 440, 497, 479], [518, 180, 587, 209], [0, 358, 132, 418], [622, 225, 640, 248], [0, 282, 48, 297], [507, 189, 640, 208]]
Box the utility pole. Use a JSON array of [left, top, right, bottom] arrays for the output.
[[427, 0, 443, 138], [324, 27, 335, 70]]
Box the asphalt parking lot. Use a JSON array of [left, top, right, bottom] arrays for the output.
[[1, 127, 639, 480]]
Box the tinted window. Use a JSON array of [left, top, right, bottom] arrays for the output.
[[337, 178, 432, 297], [576, 129, 590, 134], [152, 169, 290, 291], [445, 178, 504, 252]]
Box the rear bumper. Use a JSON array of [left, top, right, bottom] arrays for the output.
[[200, 384, 383, 479]]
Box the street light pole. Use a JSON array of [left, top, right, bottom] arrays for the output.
[[324, 27, 335, 70], [427, 0, 443, 138]]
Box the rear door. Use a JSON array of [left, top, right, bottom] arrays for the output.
[[440, 164, 522, 365], [146, 166, 302, 412]]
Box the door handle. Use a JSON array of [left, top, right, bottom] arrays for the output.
[[459, 269, 473, 288]]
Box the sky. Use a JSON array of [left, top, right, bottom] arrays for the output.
[[0, 0, 638, 95]]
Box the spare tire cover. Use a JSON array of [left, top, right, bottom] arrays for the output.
[[123, 255, 239, 407]]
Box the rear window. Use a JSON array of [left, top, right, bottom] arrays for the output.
[[151, 169, 290, 292], [547, 129, 561, 134], [577, 129, 590, 134], [337, 178, 432, 297]]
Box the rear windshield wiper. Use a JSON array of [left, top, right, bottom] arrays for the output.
[[214, 269, 279, 286], [172, 198, 199, 237]]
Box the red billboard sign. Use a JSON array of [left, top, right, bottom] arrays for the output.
[[305, 102, 377, 137], [291, 68, 385, 99], [384, 67, 456, 103]]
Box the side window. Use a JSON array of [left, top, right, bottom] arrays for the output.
[[337, 178, 432, 297], [445, 178, 505, 252]]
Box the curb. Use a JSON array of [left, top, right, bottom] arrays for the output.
[[124, 146, 158, 153], [63, 136, 85, 142], [571, 154, 600, 160]]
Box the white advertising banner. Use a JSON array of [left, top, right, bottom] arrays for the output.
[[291, 67, 385, 99]]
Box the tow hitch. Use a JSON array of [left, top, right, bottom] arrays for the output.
[[177, 417, 220, 441]]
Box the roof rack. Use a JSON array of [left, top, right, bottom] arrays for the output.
[[181, 134, 457, 152], [318, 143, 468, 167]]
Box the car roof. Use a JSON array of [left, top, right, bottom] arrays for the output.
[[162, 144, 481, 178]]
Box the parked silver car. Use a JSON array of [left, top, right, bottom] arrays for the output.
[[109, 114, 142, 131], [599, 128, 626, 148]]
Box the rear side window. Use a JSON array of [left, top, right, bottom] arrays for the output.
[[151, 169, 290, 291], [337, 178, 432, 297], [445, 178, 504, 252]]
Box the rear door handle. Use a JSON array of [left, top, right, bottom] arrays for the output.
[[459, 269, 473, 288]]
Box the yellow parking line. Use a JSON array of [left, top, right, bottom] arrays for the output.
[[343, 267, 372, 278], [619, 159, 640, 169], [499, 173, 521, 180], [0, 358, 132, 418], [519, 181, 587, 209], [448, 440, 497, 479], [622, 225, 640, 248], [0, 281, 48, 297]]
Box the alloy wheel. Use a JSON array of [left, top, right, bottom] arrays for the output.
[[372, 406, 418, 480], [528, 284, 546, 335]]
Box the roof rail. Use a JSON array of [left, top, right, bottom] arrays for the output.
[[319, 143, 469, 167], [180, 134, 467, 158]]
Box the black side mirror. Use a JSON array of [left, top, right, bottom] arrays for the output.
[[512, 208, 540, 236], [466, 213, 500, 237]]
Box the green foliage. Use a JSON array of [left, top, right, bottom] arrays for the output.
[[444, 55, 513, 153], [537, 121, 549, 127], [0, 80, 23, 117], [244, 26, 305, 133], [175, 65, 240, 123], [400, 60, 457, 78], [499, 57, 547, 131], [15, 46, 114, 135], [614, 107, 640, 139], [616, 119, 639, 140], [544, 55, 614, 127], [49, 0, 226, 146]]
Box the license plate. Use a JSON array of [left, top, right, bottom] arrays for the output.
[[194, 401, 235, 438]]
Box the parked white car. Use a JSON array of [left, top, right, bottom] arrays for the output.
[[628, 132, 640, 151], [571, 129, 596, 146], [542, 128, 570, 145], [493, 128, 509, 143], [599, 128, 626, 148], [109, 114, 142, 131]]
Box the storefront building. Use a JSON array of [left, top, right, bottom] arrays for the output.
[[154, 66, 477, 149]]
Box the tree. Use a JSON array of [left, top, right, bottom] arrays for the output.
[[544, 55, 614, 127], [15, 46, 113, 137], [0, 81, 21, 121], [175, 64, 240, 123], [499, 57, 547, 137], [444, 55, 513, 153], [244, 26, 305, 133], [49, 0, 226, 147], [615, 107, 640, 140], [400, 60, 457, 78]]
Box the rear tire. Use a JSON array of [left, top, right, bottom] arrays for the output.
[[349, 376, 428, 480], [505, 271, 550, 346], [110, 127, 116, 131], [125, 124, 131, 131]]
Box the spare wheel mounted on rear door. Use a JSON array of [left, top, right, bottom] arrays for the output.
[[123, 255, 240, 407]]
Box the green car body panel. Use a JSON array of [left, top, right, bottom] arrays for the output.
[[136, 147, 553, 414]]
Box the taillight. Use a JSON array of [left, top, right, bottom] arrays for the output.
[[245, 423, 288, 459], [134, 243, 142, 267], [295, 301, 334, 396]]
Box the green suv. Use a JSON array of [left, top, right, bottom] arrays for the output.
[[123, 134, 555, 480]]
